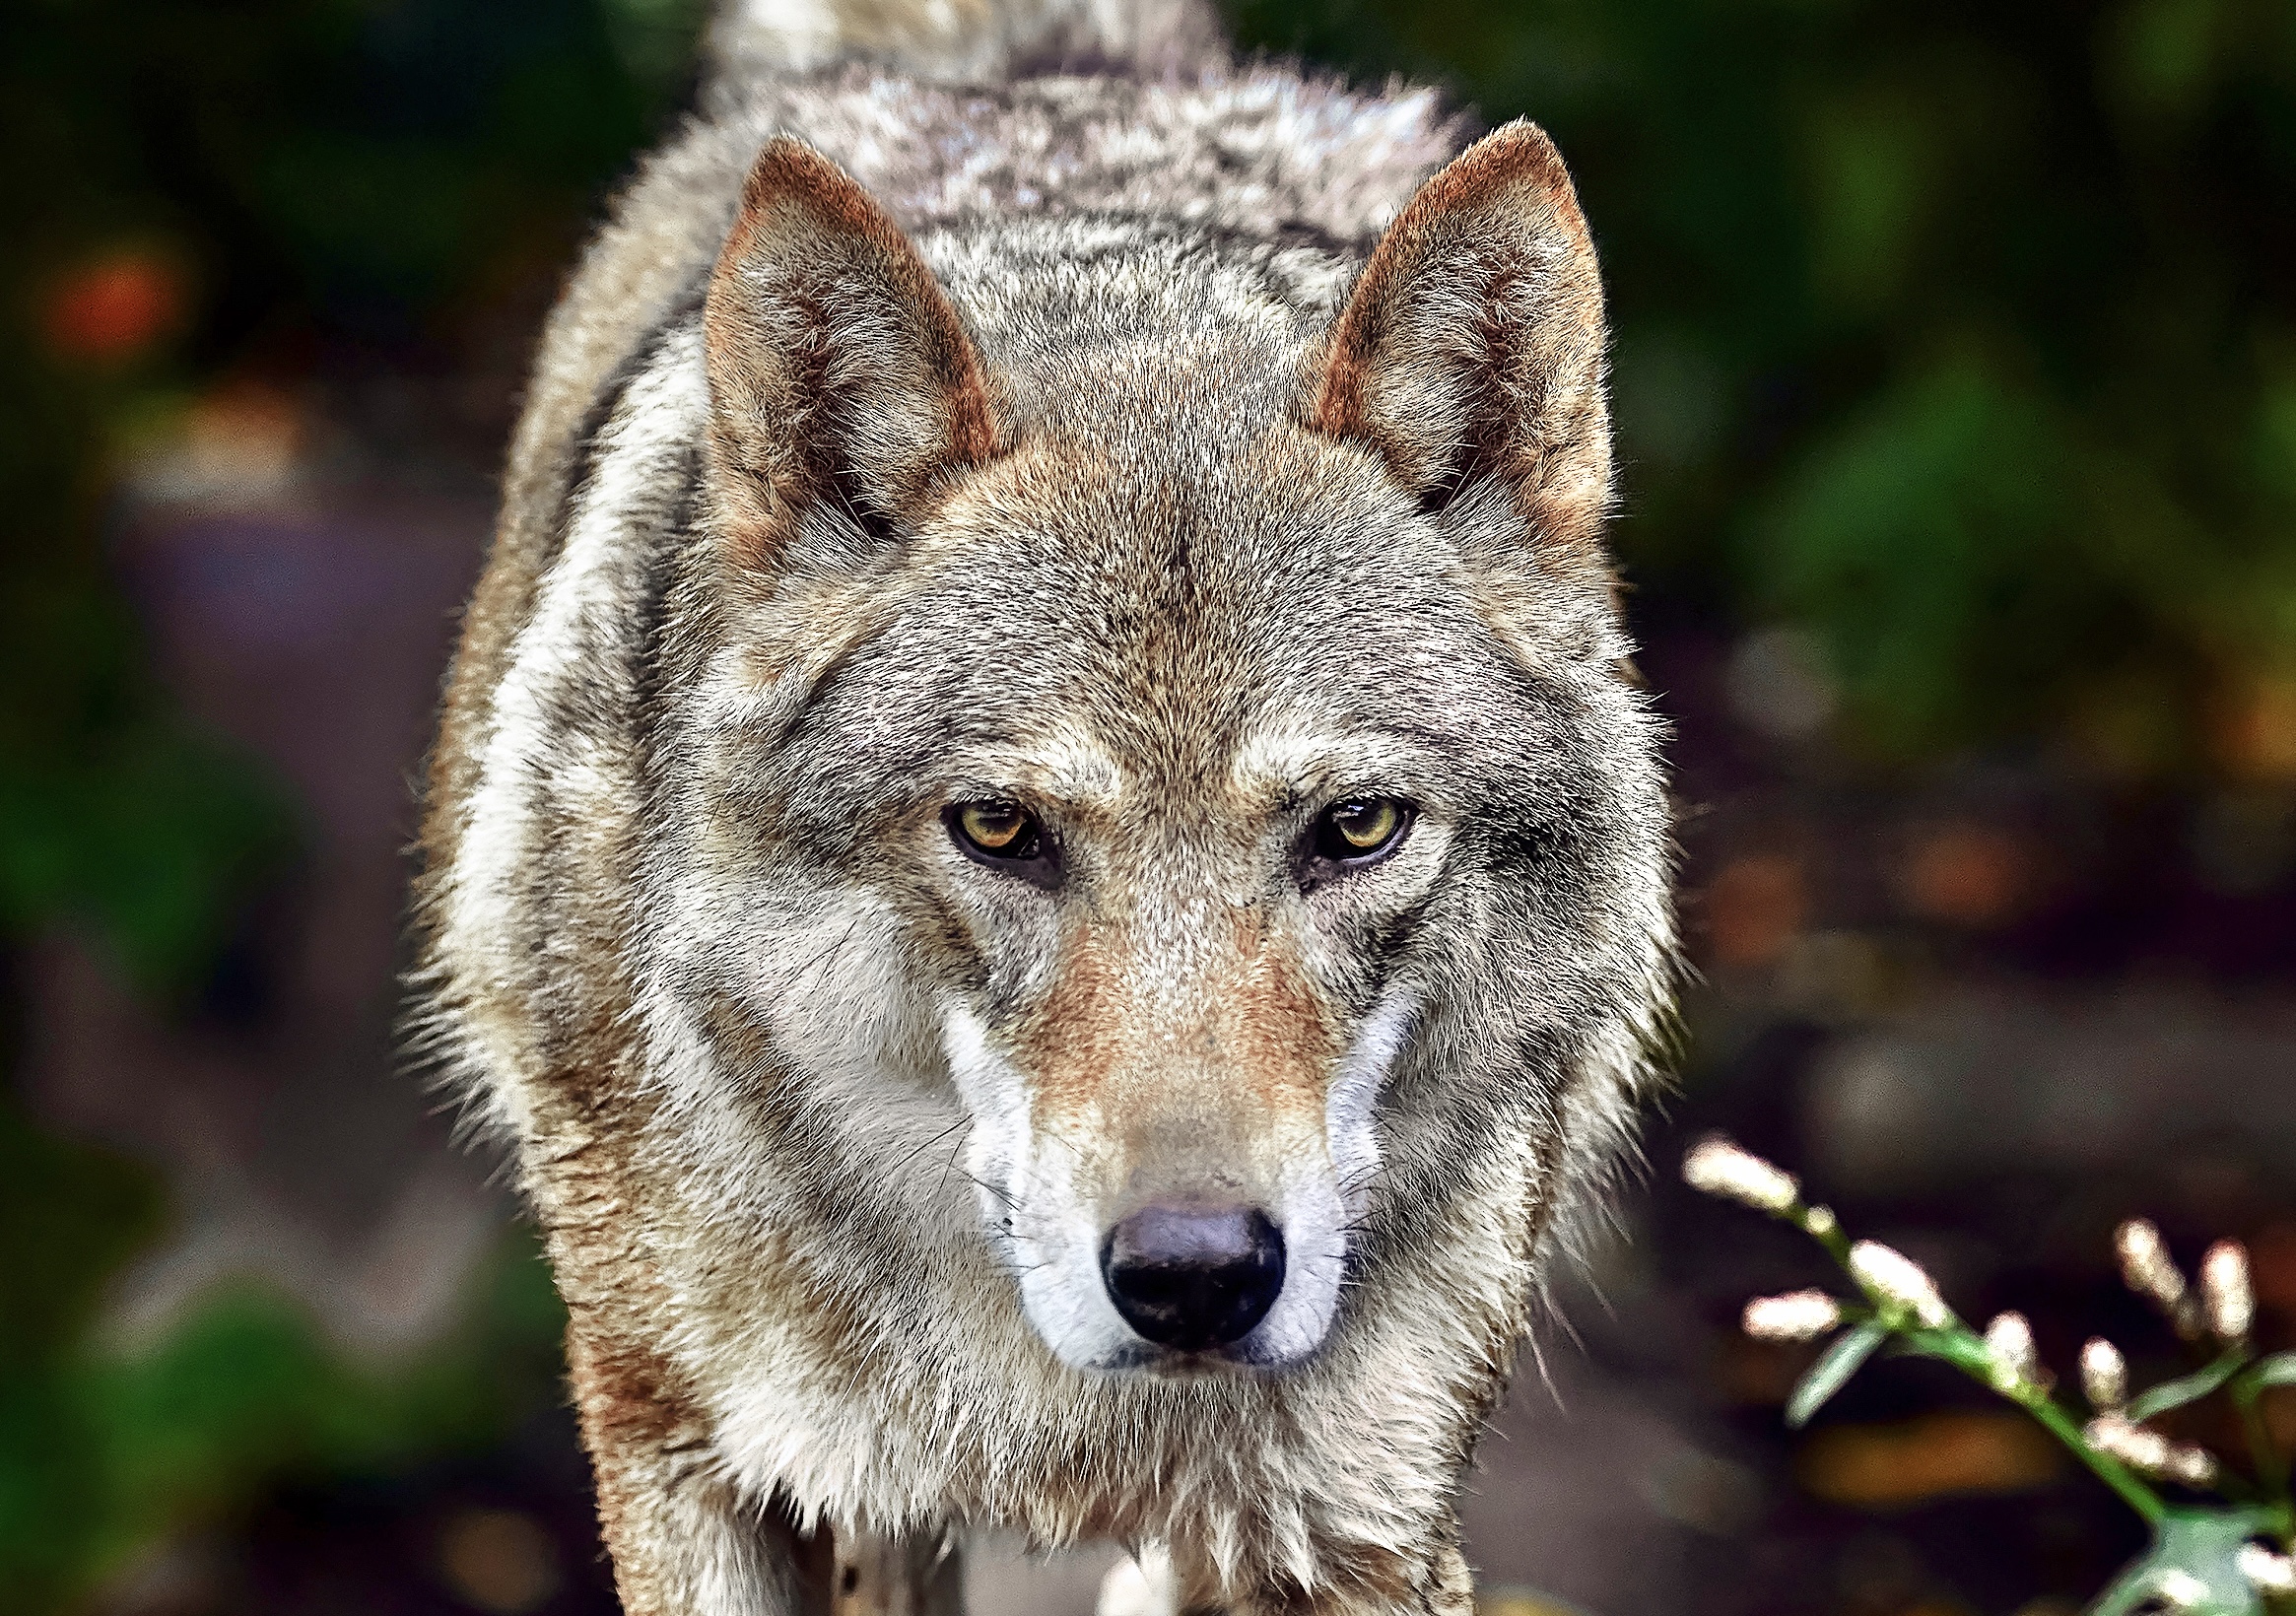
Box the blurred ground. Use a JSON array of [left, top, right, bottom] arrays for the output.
[[6, 1, 2292, 1613], [30, 482, 500, 1367]]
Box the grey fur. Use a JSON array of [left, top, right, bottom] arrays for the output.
[[415, 3, 1676, 1612]]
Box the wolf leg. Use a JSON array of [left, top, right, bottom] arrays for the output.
[[831, 1528, 965, 1616], [570, 1322, 825, 1615], [1169, 1530, 1475, 1616]]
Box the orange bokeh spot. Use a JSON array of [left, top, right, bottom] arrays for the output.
[[41, 249, 185, 365], [1798, 1409, 2061, 1509], [1704, 852, 1809, 970], [2212, 672, 2296, 783], [1898, 823, 2029, 929]]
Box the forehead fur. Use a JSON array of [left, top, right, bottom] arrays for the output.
[[696, 223, 1628, 854], [760, 427, 1572, 823], [921, 217, 1356, 425]]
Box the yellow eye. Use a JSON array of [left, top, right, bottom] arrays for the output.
[[1314, 798, 1412, 864], [951, 800, 1040, 858], [1332, 800, 1400, 849]]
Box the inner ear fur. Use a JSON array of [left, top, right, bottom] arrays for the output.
[[704, 137, 1003, 568], [1311, 121, 1611, 560]]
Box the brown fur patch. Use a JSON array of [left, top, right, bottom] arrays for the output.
[[1014, 919, 1131, 1114], [568, 1323, 707, 1615], [1223, 909, 1340, 1109]]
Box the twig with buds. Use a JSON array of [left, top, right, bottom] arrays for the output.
[[1681, 1134, 2169, 1525], [1683, 1132, 2296, 1614]]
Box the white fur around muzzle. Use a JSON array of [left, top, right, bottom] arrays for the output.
[[939, 993, 1418, 1371]]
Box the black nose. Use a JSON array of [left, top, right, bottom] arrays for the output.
[[1100, 1203, 1285, 1351]]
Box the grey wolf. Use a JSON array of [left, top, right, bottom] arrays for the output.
[[414, 0, 1676, 1609]]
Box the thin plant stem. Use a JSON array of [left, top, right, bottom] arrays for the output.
[[2241, 1395, 2284, 1506], [1797, 1206, 1852, 1265], [2235, 1375, 2294, 1541], [2015, 1390, 2170, 1526], [1690, 1142, 2277, 1551]]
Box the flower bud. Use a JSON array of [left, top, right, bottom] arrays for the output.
[[2084, 1415, 2218, 1488], [1682, 1135, 1800, 1214], [2155, 1569, 2208, 1610], [1984, 1312, 2039, 1391], [2117, 1219, 2187, 1312], [2240, 1544, 2296, 1596], [2200, 1241, 2254, 1342], [2163, 1443, 2219, 1488], [1848, 1240, 1950, 1328], [1743, 1290, 1843, 1342], [2080, 1338, 2127, 1412]]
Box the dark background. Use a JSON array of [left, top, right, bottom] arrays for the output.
[[4, 2, 2292, 1612]]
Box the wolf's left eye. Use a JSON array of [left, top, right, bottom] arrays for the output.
[[955, 801, 1033, 852], [945, 800, 1056, 884], [1309, 798, 1413, 867]]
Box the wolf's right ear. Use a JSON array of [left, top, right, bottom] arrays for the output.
[[1310, 122, 1610, 563], [704, 138, 1003, 568]]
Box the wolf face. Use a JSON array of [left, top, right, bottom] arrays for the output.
[[643, 132, 1670, 1376]]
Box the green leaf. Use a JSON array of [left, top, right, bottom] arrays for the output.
[[2241, 1355, 2296, 1393], [2128, 1353, 2248, 1422], [1788, 1319, 1888, 1429], [2087, 1509, 2274, 1616]]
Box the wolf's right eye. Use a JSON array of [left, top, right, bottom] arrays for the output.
[[945, 800, 1055, 883], [1303, 797, 1415, 878]]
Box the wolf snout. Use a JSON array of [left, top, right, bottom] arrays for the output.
[[1098, 1202, 1286, 1351]]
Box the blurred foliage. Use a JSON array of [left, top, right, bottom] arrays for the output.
[[2, 0, 706, 993], [0, 1099, 568, 1609], [2, 0, 702, 1607], [1232, 0, 2296, 770]]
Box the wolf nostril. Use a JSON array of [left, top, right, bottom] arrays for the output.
[[1099, 1203, 1285, 1351]]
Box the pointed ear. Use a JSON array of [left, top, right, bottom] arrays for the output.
[[1311, 121, 1611, 557], [704, 138, 1003, 565]]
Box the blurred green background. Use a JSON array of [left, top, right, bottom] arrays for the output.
[[1230, 0, 2296, 771], [3, 1, 2291, 1612]]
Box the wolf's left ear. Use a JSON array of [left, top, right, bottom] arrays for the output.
[[1311, 121, 1610, 560], [705, 138, 1003, 566]]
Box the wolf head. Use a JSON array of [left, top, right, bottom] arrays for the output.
[[662, 127, 1671, 1375]]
